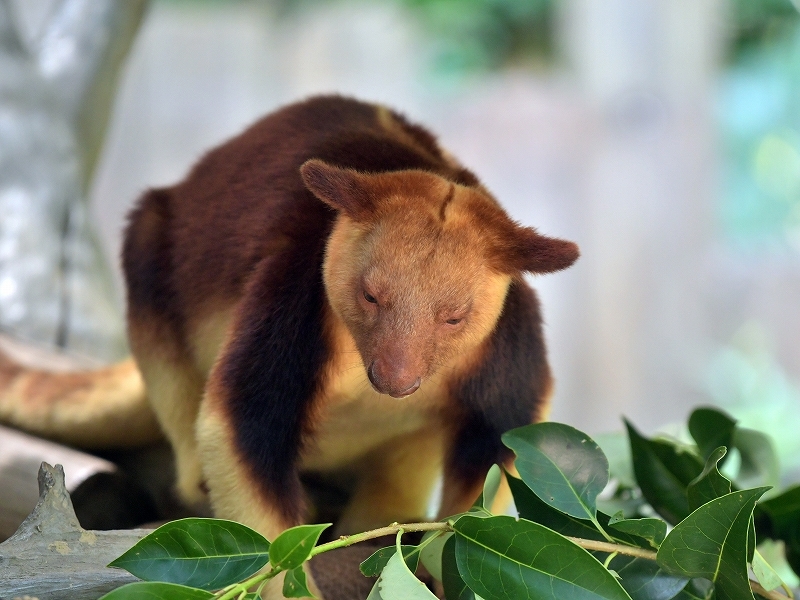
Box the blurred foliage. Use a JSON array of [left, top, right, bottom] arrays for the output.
[[705, 322, 800, 484], [720, 0, 800, 250], [273, 0, 556, 75], [728, 0, 800, 61], [399, 0, 555, 73]]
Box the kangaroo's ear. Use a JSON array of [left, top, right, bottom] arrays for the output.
[[300, 160, 374, 221], [491, 224, 580, 274]]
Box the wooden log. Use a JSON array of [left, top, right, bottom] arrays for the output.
[[0, 425, 117, 540], [0, 462, 151, 600]]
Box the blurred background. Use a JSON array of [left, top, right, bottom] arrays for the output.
[[2, 0, 799, 482]]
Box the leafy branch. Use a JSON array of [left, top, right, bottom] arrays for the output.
[[100, 407, 800, 600]]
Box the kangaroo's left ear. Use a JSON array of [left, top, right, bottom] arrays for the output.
[[492, 224, 580, 274], [300, 159, 374, 221]]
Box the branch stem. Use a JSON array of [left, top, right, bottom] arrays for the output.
[[309, 521, 450, 557], [566, 536, 657, 560], [751, 580, 793, 600], [214, 521, 792, 600], [214, 567, 279, 600]]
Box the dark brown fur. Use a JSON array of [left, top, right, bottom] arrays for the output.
[[117, 95, 577, 598]]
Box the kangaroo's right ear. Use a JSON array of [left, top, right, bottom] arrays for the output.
[[300, 160, 375, 221]]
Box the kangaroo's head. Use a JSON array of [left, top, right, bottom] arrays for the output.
[[301, 159, 579, 398]]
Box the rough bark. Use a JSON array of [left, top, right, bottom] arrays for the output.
[[0, 462, 150, 600]]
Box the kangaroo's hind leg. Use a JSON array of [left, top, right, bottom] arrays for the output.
[[123, 188, 208, 508]]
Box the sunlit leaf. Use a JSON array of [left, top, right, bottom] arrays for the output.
[[657, 487, 770, 600], [688, 407, 737, 462], [626, 421, 703, 524], [419, 531, 452, 582], [283, 565, 314, 598], [108, 518, 270, 591], [751, 549, 784, 592], [377, 547, 438, 600], [269, 524, 330, 571], [608, 514, 667, 549], [688, 447, 732, 512], [98, 582, 214, 599], [360, 545, 420, 577], [366, 580, 384, 600], [453, 514, 633, 600], [502, 422, 609, 522], [473, 464, 502, 512], [757, 485, 800, 577], [755, 540, 800, 590]]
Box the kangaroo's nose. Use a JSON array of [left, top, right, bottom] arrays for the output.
[[368, 359, 421, 398]]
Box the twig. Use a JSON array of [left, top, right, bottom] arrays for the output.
[[566, 536, 658, 560], [751, 579, 792, 600], [310, 521, 449, 557], [215, 521, 792, 600]]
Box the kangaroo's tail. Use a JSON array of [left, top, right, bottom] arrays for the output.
[[0, 343, 162, 449]]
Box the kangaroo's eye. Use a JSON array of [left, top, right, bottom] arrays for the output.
[[446, 318, 462, 325], [364, 291, 378, 304]]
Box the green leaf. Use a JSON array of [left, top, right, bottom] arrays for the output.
[[442, 534, 474, 600], [511, 475, 681, 597], [269, 523, 330, 571], [283, 565, 314, 598], [507, 474, 647, 548], [613, 556, 689, 600], [657, 487, 770, 600], [757, 485, 800, 576], [688, 407, 737, 462], [377, 546, 438, 600], [98, 582, 214, 599], [751, 549, 784, 592], [360, 545, 420, 577], [108, 518, 270, 591], [670, 579, 714, 600], [473, 464, 502, 511], [625, 420, 703, 524], [419, 531, 452, 581], [688, 447, 732, 512], [755, 540, 800, 590], [502, 422, 609, 522], [453, 514, 633, 600], [508, 473, 606, 541], [366, 579, 384, 600], [608, 514, 667, 549], [732, 429, 779, 490]]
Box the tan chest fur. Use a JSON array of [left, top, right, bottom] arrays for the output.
[[299, 314, 451, 473], [188, 301, 453, 474]]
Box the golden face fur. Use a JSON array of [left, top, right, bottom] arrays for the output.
[[310, 163, 532, 398]]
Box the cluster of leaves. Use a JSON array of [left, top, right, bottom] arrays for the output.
[[101, 407, 800, 600]]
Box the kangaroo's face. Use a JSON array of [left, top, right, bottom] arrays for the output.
[[301, 160, 578, 398]]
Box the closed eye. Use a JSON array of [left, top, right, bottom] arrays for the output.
[[446, 317, 463, 325]]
